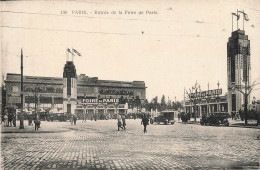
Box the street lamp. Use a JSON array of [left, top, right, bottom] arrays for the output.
[[216, 81, 220, 113], [19, 49, 24, 129], [206, 83, 210, 116]]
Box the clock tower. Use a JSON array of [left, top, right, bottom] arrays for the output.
[[63, 59, 77, 115]]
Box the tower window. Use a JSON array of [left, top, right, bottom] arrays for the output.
[[232, 94, 236, 111], [231, 56, 235, 82]]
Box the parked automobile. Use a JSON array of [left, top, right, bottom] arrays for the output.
[[200, 112, 230, 126]]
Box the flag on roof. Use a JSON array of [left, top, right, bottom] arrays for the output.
[[72, 49, 81, 56], [232, 13, 240, 20], [244, 13, 249, 21]]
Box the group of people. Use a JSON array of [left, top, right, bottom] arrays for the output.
[[70, 115, 78, 125], [117, 113, 150, 133], [1, 109, 16, 127]]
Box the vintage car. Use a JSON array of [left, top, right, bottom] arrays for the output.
[[46, 108, 69, 122], [152, 110, 177, 125], [200, 112, 230, 126]]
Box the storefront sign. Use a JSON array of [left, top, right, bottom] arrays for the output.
[[189, 89, 222, 98], [7, 96, 21, 103], [99, 89, 133, 96], [24, 86, 62, 93], [82, 98, 119, 104]]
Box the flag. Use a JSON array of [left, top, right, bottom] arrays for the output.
[[72, 49, 81, 56], [244, 13, 249, 21], [238, 11, 249, 21], [232, 13, 240, 20], [67, 48, 73, 54]]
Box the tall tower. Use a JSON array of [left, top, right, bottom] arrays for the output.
[[227, 29, 251, 114], [63, 58, 77, 115]]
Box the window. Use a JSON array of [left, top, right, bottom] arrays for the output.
[[232, 94, 236, 111], [12, 86, 19, 92], [231, 56, 235, 82], [67, 104, 71, 113]]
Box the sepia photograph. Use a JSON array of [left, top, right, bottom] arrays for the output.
[[1, 0, 260, 169]]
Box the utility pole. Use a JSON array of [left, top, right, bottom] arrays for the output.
[[19, 49, 24, 129]]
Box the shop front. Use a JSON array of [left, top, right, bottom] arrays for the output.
[[107, 104, 116, 119], [96, 105, 106, 119], [75, 105, 84, 119]]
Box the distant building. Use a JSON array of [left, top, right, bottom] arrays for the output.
[[184, 88, 228, 117]]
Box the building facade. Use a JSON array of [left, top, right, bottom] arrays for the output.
[[227, 29, 251, 114], [4, 69, 146, 118], [184, 88, 228, 118]]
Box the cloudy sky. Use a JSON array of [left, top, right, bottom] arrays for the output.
[[1, 0, 260, 102]]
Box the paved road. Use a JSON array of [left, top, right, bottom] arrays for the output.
[[1, 119, 260, 169]]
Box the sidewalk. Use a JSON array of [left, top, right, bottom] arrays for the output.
[[1, 120, 71, 133], [228, 119, 260, 129], [177, 118, 260, 129]]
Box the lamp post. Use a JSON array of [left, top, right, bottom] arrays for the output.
[[206, 83, 210, 116], [216, 81, 220, 113], [19, 49, 24, 129]]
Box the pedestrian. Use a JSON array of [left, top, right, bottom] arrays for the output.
[[34, 115, 40, 131], [82, 113, 87, 122], [28, 114, 33, 126], [141, 114, 149, 133], [73, 115, 77, 125], [7, 111, 13, 127], [117, 114, 123, 131], [4, 114, 8, 127], [70, 115, 74, 125], [231, 112, 235, 120], [122, 115, 126, 130], [12, 112, 16, 127], [178, 112, 181, 121], [94, 114, 97, 121]]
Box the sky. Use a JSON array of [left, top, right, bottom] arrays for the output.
[[1, 0, 260, 102]]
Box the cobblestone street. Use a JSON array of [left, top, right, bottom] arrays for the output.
[[1, 119, 260, 169]]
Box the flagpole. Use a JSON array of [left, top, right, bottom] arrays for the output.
[[66, 48, 68, 61], [243, 10, 244, 31], [184, 87, 186, 113], [72, 47, 74, 62], [232, 13, 233, 32], [237, 9, 238, 30]]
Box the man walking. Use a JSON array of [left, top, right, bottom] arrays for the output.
[[122, 114, 126, 130], [117, 114, 123, 131], [34, 115, 40, 131], [141, 113, 149, 133], [73, 115, 77, 125]]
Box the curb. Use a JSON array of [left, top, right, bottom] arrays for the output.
[[1, 128, 71, 133], [177, 121, 260, 129], [228, 125, 260, 129]]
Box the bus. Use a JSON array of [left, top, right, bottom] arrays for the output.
[[152, 110, 178, 125]]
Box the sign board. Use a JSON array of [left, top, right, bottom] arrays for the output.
[[99, 89, 133, 96], [7, 96, 21, 103], [24, 86, 62, 93], [82, 98, 119, 104], [189, 89, 222, 98]]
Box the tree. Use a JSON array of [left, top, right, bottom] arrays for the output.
[[172, 101, 183, 111], [231, 80, 260, 125], [134, 96, 141, 112], [153, 96, 158, 105], [161, 95, 167, 111], [142, 99, 149, 111], [186, 81, 202, 121]]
